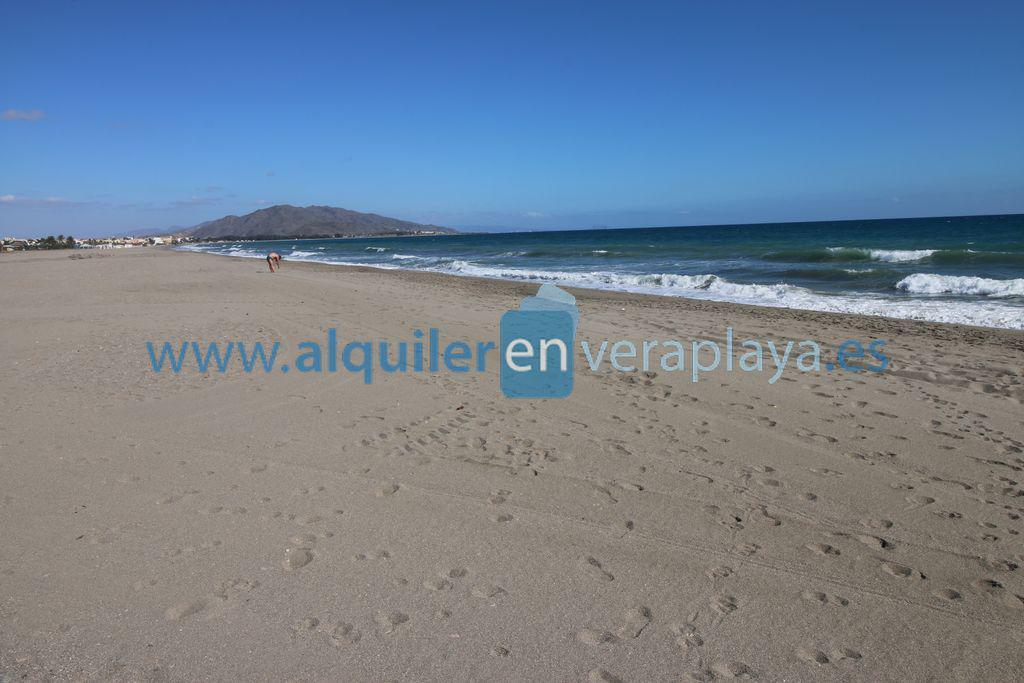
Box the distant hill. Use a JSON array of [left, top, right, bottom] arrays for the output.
[[184, 205, 455, 241]]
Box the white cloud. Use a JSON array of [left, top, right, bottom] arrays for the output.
[[169, 195, 221, 208], [0, 194, 70, 206], [1, 109, 45, 121]]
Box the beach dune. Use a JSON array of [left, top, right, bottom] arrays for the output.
[[1, 248, 1022, 681]]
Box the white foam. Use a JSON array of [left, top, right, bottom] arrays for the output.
[[433, 262, 1023, 329], [870, 249, 936, 262], [896, 273, 1024, 297], [828, 247, 937, 262], [177, 247, 1024, 330]]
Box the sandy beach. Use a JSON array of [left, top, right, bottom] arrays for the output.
[[1, 247, 1022, 681]]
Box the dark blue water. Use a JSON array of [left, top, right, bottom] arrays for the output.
[[182, 214, 1024, 329]]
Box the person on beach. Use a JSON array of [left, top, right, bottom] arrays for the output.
[[266, 252, 282, 272]]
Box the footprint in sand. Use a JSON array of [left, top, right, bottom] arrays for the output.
[[214, 578, 259, 599], [489, 489, 511, 505], [577, 628, 618, 646], [615, 605, 651, 639], [710, 660, 754, 678], [860, 518, 894, 530], [423, 577, 453, 591], [375, 611, 409, 634], [805, 543, 841, 556], [283, 548, 313, 571], [325, 621, 362, 646], [795, 647, 830, 665], [934, 588, 962, 601], [588, 669, 623, 683], [712, 594, 738, 614], [881, 561, 925, 579], [293, 616, 319, 632], [290, 532, 318, 547], [1002, 594, 1024, 609], [732, 542, 760, 557], [288, 513, 323, 526], [810, 467, 843, 477], [671, 622, 704, 650], [471, 583, 506, 599], [376, 483, 400, 497], [355, 549, 390, 561], [797, 647, 863, 666], [973, 579, 1024, 609], [855, 534, 895, 550], [832, 647, 863, 662], [164, 598, 208, 621], [706, 565, 734, 579], [979, 557, 1019, 573], [580, 556, 615, 582], [801, 590, 850, 607]]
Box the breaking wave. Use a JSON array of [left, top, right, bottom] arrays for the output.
[[177, 244, 1024, 329], [896, 274, 1024, 297]]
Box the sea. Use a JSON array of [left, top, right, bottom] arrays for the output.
[[180, 213, 1024, 330]]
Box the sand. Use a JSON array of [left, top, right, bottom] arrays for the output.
[[1, 247, 1022, 681]]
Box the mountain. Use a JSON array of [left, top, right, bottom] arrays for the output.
[[184, 205, 455, 241]]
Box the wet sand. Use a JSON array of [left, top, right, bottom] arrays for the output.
[[1, 247, 1022, 681]]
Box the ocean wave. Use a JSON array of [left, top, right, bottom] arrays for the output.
[[765, 246, 1023, 265], [434, 262, 1022, 329], [858, 248, 937, 263], [819, 247, 937, 262], [436, 264, 822, 303], [930, 249, 1024, 266], [764, 246, 937, 263], [498, 248, 622, 258], [181, 244, 267, 259], [177, 246, 1024, 329], [763, 247, 889, 262], [896, 274, 1024, 297], [365, 246, 388, 252], [778, 267, 882, 281]]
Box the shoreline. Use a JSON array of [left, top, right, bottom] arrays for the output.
[[178, 246, 1024, 344]]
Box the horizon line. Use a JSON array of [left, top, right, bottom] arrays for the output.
[[4, 209, 1022, 241]]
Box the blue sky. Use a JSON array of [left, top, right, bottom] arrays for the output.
[[2, 1, 1022, 236]]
